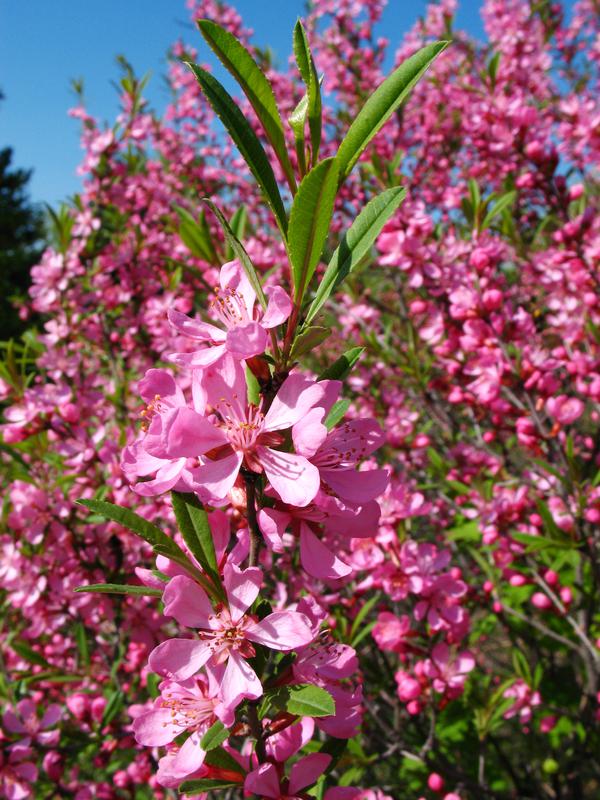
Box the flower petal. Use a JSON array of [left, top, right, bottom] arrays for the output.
[[149, 639, 213, 680], [220, 651, 263, 708], [139, 368, 185, 406], [262, 285, 292, 328], [168, 308, 226, 342], [323, 467, 389, 504], [225, 321, 268, 359], [163, 575, 213, 628], [133, 707, 182, 746], [169, 732, 207, 779], [223, 563, 262, 624], [300, 524, 352, 579], [191, 451, 243, 501], [264, 373, 325, 432], [289, 753, 332, 794], [244, 763, 281, 799], [168, 345, 227, 368], [247, 610, 314, 650], [159, 408, 228, 459], [258, 447, 320, 507], [132, 458, 187, 496]]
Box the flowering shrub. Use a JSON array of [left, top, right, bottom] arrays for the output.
[[1, 0, 599, 798]]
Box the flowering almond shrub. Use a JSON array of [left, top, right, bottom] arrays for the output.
[[1, 0, 599, 798]]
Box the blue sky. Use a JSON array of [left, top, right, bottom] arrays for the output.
[[1, 0, 489, 208]]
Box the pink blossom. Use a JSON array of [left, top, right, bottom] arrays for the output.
[[422, 643, 475, 697], [0, 740, 38, 800], [546, 395, 584, 425], [2, 699, 62, 747], [149, 564, 314, 710], [168, 259, 291, 366], [244, 753, 331, 799]]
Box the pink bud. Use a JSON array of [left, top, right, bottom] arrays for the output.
[[43, 751, 64, 781], [483, 580, 494, 593], [560, 587, 572, 604], [66, 693, 89, 720], [113, 771, 130, 788], [510, 574, 527, 587], [544, 570, 558, 586], [428, 773, 445, 792], [568, 183, 584, 200], [531, 592, 553, 610], [90, 696, 107, 723], [492, 601, 503, 613], [540, 715, 557, 733]]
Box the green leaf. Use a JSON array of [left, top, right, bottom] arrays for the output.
[[74, 583, 163, 597], [204, 746, 247, 774], [290, 325, 331, 359], [350, 592, 380, 644], [174, 205, 219, 264], [318, 347, 364, 381], [75, 623, 90, 667], [197, 20, 296, 192], [227, 205, 249, 259], [245, 364, 261, 405], [335, 41, 449, 183], [199, 720, 229, 751], [293, 20, 322, 164], [78, 498, 173, 552], [10, 640, 50, 668], [305, 187, 406, 325], [186, 62, 288, 235], [179, 779, 240, 792], [171, 492, 224, 600], [288, 92, 309, 176], [77, 499, 211, 590], [269, 684, 336, 717], [324, 398, 350, 431], [480, 190, 516, 231], [288, 158, 339, 301], [447, 521, 481, 543], [101, 689, 124, 727], [203, 199, 268, 310]]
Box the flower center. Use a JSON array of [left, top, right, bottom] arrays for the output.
[[221, 403, 265, 452], [161, 691, 215, 732], [210, 286, 250, 328], [140, 394, 163, 431]]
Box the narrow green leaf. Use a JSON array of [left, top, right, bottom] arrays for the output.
[[10, 641, 50, 668], [197, 20, 296, 192], [75, 623, 90, 667], [203, 199, 268, 310], [174, 205, 219, 264], [77, 498, 174, 553], [186, 62, 288, 235], [335, 41, 449, 182], [171, 492, 224, 600], [290, 325, 331, 359], [293, 20, 322, 164], [288, 92, 309, 176], [245, 364, 261, 405], [227, 205, 248, 259], [318, 347, 364, 381], [480, 190, 516, 231], [305, 186, 406, 325], [350, 592, 380, 643], [288, 158, 339, 301], [204, 746, 247, 774], [74, 583, 163, 597], [199, 720, 229, 751], [101, 690, 124, 727], [324, 398, 350, 431]]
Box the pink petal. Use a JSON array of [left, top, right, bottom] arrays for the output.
[[199, 355, 247, 416], [149, 639, 213, 680], [247, 610, 314, 650], [264, 373, 325, 432], [169, 731, 207, 778], [289, 753, 332, 794], [133, 707, 181, 746], [323, 467, 389, 504], [159, 408, 228, 459], [168, 344, 227, 368], [139, 368, 185, 406], [268, 717, 314, 762], [220, 651, 263, 708], [244, 763, 281, 799], [300, 524, 352, 579], [191, 451, 243, 500], [40, 704, 62, 728], [292, 408, 328, 457], [257, 508, 291, 552], [168, 308, 225, 342], [223, 563, 262, 624], [258, 447, 320, 507], [226, 321, 268, 359], [2, 709, 26, 734], [262, 286, 292, 328], [163, 575, 213, 628], [121, 439, 165, 479], [132, 458, 187, 496]]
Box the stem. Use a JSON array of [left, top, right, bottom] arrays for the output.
[[244, 472, 261, 568]]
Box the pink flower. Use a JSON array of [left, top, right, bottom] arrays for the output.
[[423, 643, 475, 697], [503, 679, 541, 725], [2, 699, 62, 747], [149, 564, 314, 710], [546, 395, 584, 425], [132, 676, 218, 785], [147, 356, 325, 506], [168, 259, 291, 366], [244, 753, 331, 799], [0, 739, 38, 800], [372, 612, 413, 654]]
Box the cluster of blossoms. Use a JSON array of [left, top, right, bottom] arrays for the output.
[[118, 257, 388, 789], [0, 0, 599, 797]]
